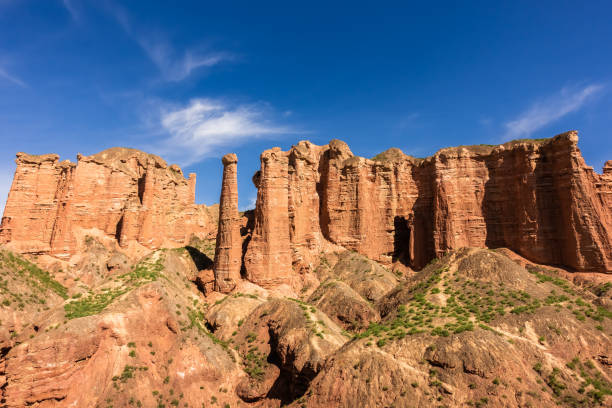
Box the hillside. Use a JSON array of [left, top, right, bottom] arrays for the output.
[[0, 243, 609, 407]]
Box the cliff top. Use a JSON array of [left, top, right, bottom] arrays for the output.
[[369, 130, 578, 163], [258, 130, 581, 170], [371, 147, 424, 164], [434, 130, 577, 158], [82, 147, 193, 183], [16, 147, 191, 183], [80, 146, 168, 168], [16, 152, 64, 164]]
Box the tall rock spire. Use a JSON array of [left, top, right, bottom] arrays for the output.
[[213, 153, 242, 292]]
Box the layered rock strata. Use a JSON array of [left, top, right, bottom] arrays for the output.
[[243, 147, 294, 287], [236, 131, 611, 287], [213, 154, 242, 292], [0, 148, 217, 259]]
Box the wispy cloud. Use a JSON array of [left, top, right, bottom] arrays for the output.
[[62, 0, 80, 22], [479, 117, 493, 126], [396, 112, 420, 129], [154, 98, 296, 165], [137, 38, 233, 81], [503, 84, 604, 140], [0, 66, 26, 87], [104, 1, 232, 81]]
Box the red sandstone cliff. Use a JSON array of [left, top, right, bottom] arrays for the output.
[[1, 132, 609, 290], [0, 148, 218, 259], [236, 131, 611, 288]]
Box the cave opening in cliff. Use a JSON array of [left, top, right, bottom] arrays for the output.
[[115, 215, 124, 243], [137, 173, 146, 205], [393, 215, 411, 265]]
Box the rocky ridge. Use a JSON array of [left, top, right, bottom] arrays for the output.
[[221, 131, 612, 293]]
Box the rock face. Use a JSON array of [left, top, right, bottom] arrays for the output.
[[243, 148, 294, 287], [0, 148, 218, 259], [213, 154, 242, 293], [236, 131, 611, 287]]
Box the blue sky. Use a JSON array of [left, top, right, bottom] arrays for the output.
[[1, 1, 611, 210]]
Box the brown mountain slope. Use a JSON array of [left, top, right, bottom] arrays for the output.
[[0, 249, 67, 350], [0, 244, 609, 407], [0, 247, 244, 408], [291, 248, 612, 407]]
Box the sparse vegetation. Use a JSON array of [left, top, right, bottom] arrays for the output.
[[0, 250, 68, 310], [64, 254, 166, 319]]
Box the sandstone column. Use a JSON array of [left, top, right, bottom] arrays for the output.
[[188, 173, 197, 203], [244, 148, 292, 287], [213, 153, 242, 292]]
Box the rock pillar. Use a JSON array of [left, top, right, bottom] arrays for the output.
[[213, 154, 242, 292]]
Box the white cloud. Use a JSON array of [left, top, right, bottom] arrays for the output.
[[105, 1, 231, 81], [503, 84, 604, 140], [239, 195, 258, 212], [0, 66, 26, 87], [156, 99, 295, 165]]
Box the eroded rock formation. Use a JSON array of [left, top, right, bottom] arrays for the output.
[[213, 154, 242, 293], [0, 148, 218, 259], [243, 148, 294, 287], [236, 131, 611, 287]]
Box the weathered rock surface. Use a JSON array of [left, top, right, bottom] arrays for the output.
[[243, 148, 294, 288], [308, 280, 380, 331], [205, 293, 265, 341], [0, 133, 611, 407], [240, 131, 611, 286], [232, 298, 347, 405], [213, 153, 242, 293], [0, 148, 218, 260], [315, 251, 399, 302]]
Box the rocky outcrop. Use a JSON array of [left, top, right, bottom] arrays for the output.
[[0, 148, 218, 259], [213, 154, 242, 293], [243, 148, 293, 287], [233, 298, 347, 404], [238, 131, 611, 285]]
